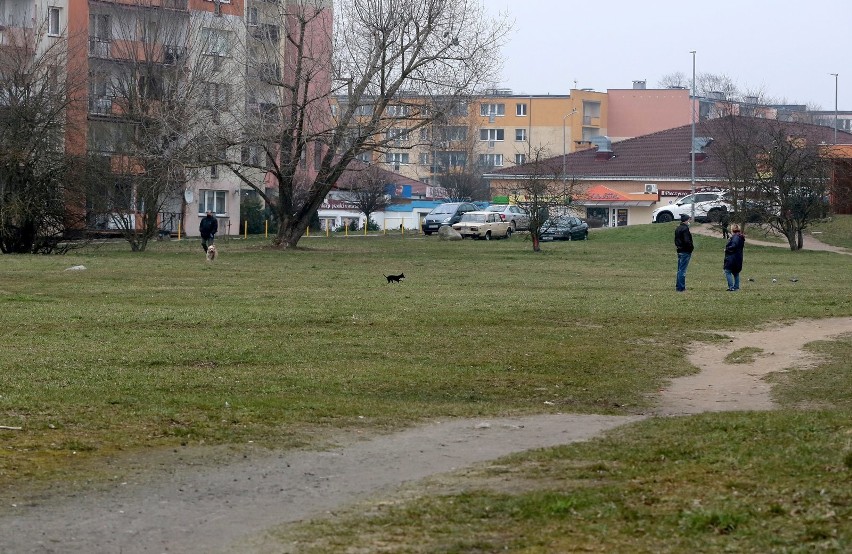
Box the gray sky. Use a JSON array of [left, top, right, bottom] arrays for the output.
[[481, 0, 850, 111]]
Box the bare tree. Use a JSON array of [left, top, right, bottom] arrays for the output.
[[0, 20, 87, 253], [337, 164, 391, 227], [658, 71, 739, 99], [85, 3, 218, 251], [208, 0, 508, 249], [657, 71, 689, 90], [491, 147, 580, 252], [711, 116, 834, 250], [438, 171, 489, 201]]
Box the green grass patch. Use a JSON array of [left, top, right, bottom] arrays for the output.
[[1, 225, 851, 503], [810, 214, 852, 249]]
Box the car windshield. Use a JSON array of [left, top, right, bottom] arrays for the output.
[[485, 205, 506, 212], [460, 213, 486, 223], [431, 204, 458, 215]]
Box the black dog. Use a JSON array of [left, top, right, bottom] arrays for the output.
[[384, 272, 405, 284]]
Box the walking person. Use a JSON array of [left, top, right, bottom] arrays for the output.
[[199, 210, 218, 253], [675, 213, 694, 292], [723, 223, 745, 291], [720, 211, 731, 239]]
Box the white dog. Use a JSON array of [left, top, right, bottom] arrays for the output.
[[206, 244, 218, 262]]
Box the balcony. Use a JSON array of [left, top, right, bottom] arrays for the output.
[[89, 96, 113, 115], [251, 62, 280, 82], [162, 45, 185, 65], [249, 24, 280, 42], [88, 38, 110, 58]]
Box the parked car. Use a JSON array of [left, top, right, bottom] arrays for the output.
[[485, 204, 530, 230], [651, 192, 731, 223], [421, 202, 479, 235], [451, 211, 512, 240], [540, 215, 589, 241]]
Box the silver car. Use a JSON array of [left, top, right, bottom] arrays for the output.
[[484, 204, 529, 231]]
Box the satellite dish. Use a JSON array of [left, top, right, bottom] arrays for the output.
[[184, 189, 194, 203]]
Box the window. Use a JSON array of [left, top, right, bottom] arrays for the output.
[[203, 82, 230, 110], [515, 153, 526, 165], [88, 13, 110, 56], [140, 18, 158, 43], [386, 104, 410, 117], [437, 126, 467, 142], [435, 151, 467, 169], [355, 151, 371, 163], [199, 190, 226, 215], [88, 74, 112, 114], [314, 141, 323, 170], [386, 152, 409, 165], [138, 75, 162, 100], [354, 104, 374, 116], [202, 28, 231, 56], [479, 128, 505, 142], [241, 145, 266, 167], [480, 103, 505, 117], [385, 127, 408, 144], [478, 154, 503, 167], [515, 129, 527, 141], [89, 13, 110, 40], [419, 127, 430, 141], [448, 102, 468, 116], [48, 7, 61, 36], [419, 153, 430, 165], [247, 6, 258, 25], [516, 103, 527, 116]]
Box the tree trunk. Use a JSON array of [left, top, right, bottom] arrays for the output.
[[532, 234, 541, 252], [274, 220, 306, 249]]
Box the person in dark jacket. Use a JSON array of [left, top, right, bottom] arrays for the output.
[[720, 211, 731, 239], [674, 213, 694, 292], [199, 211, 218, 252], [723, 223, 745, 291]]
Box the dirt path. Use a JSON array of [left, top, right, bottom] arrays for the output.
[[690, 224, 852, 255], [3, 318, 852, 554]]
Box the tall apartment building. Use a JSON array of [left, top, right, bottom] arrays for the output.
[[1, 0, 331, 237]]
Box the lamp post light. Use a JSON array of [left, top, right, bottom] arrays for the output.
[[690, 50, 697, 221], [562, 109, 577, 181], [830, 73, 839, 144]]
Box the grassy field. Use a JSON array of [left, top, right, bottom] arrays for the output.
[[811, 214, 852, 249], [1, 223, 850, 551]]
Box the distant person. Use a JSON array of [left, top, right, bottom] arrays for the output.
[[674, 213, 694, 292], [199, 210, 218, 253], [720, 211, 731, 239], [723, 223, 745, 291]]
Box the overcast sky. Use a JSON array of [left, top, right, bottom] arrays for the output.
[[480, 0, 850, 111]]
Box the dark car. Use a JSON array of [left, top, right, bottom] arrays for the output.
[[421, 202, 478, 235], [540, 215, 589, 241]]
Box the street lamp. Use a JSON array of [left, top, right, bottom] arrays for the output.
[[690, 50, 696, 221], [830, 73, 839, 144], [562, 109, 577, 181]]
